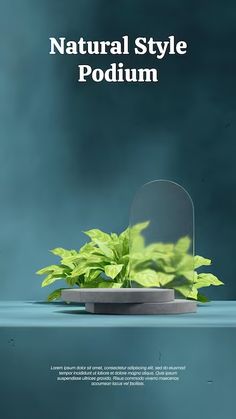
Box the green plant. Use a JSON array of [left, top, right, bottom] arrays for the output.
[[37, 222, 223, 302]]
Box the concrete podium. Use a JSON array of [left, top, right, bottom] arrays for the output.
[[61, 289, 197, 314], [0, 301, 235, 419]]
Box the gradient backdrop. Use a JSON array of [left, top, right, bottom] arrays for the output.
[[1, 0, 236, 300]]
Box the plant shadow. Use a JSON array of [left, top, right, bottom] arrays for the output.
[[32, 301, 81, 306], [54, 308, 89, 315]]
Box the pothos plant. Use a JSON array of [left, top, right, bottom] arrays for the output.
[[37, 222, 223, 302]]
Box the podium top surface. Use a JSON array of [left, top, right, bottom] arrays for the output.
[[0, 301, 235, 328]]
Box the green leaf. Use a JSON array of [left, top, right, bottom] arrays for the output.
[[119, 227, 129, 240], [97, 281, 116, 288], [132, 269, 162, 287], [60, 257, 80, 269], [61, 253, 82, 263], [92, 239, 114, 259], [85, 255, 108, 265], [83, 229, 111, 243], [174, 284, 197, 299], [157, 272, 175, 286], [71, 264, 89, 277], [65, 272, 86, 286], [180, 270, 196, 282], [84, 266, 103, 279], [162, 265, 176, 273], [85, 269, 102, 282], [111, 233, 119, 241], [176, 254, 194, 272], [36, 265, 61, 275], [104, 264, 124, 279], [41, 275, 63, 287], [79, 242, 96, 253], [194, 273, 223, 289], [132, 270, 174, 287], [197, 293, 210, 303], [187, 287, 199, 300], [47, 288, 63, 301], [130, 221, 150, 235], [118, 228, 130, 255], [111, 283, 123, 288], [146, 242, 174, 253], [194, 255, 211, 269], [130, 235, 145, 253], [50, 248, 77, 258], [174, 236, 191, 254], [81, 279, 115, 288]]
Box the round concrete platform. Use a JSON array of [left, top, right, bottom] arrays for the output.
[[85, 300, 197, 315], [61, 288, 175, 304]]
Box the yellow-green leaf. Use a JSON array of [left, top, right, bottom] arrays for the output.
[[36, 265, 61, 275], [175, 236, 191, 254], [50, 248, 77, 258], [83, 229, 111, 243], [194, 273, 223, 289], [174, 284, 197, 299], [93, 239, 114, 259], [41, 275, 62, 287], [132, 269, 162, 287], [104, 264, 123, 279], [194, 255, 211, 269], [47, 288, 63, 301]]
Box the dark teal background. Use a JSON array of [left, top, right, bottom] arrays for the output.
[[1, 325, 236, 419], [1, 301, 236, 419], [0, 1, 235, 300]]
